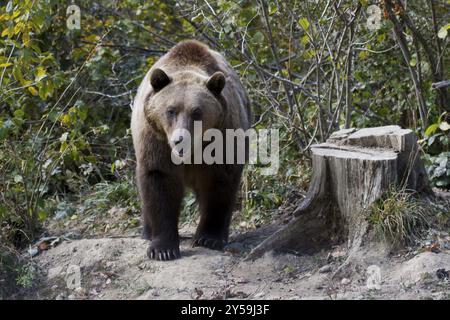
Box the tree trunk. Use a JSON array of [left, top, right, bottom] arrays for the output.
[[246, 126, 433, 261]]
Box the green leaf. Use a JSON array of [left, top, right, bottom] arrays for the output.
[[1, 26, 11, 37], [298, 18, 310, 31], [13, 109, 24, 118], [428, 134, 437, 146], [28, 86, 38, 96], [269, 3, 278, 15], [252, 31, 264, 44], [6, 1, 13, 13], [300, 35, 309, 45], [38, 210, 48, 220], [439, 121, 450, 131], [13, 65, 25, 85], [14, 175, 23, 183], [425, 123, 439, 137], [303, 49, 316, 60], [359, 51, 369, 60], [35, 66, 47, 82], [439, 157, 448, 168], [438, 23, 450, 39]]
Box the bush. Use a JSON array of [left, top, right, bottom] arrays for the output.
[[422, 114, 450, 189]]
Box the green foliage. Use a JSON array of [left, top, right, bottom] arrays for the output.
[[422, 113, 450, 188], [0, 0, 449, 254], [79, 177, 140, 217], [15, 263, 36, 288], [238, 129, 311, 228]]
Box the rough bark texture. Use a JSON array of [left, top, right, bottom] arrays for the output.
[[246, 125, 433, 261]]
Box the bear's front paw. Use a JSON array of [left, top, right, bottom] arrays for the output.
[[147, 240, 180, 261], [192, 234, 226, 251]]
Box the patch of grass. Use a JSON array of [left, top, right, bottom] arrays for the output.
[[79, 175, 140, 216], [15, 263, 36, 289], [0, 244, 37, 298], [367, 189, 437, 248]]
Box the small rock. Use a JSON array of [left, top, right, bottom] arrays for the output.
[[47, 266, 63, 280], [436, 269, 449, 280], [28, 247, 39, 257], [341, 278, 351, 285], [239, 221, 248, 228], [55, 294, 66, 300], [151, 290, 159, 297], [68, 294, 75, 300], [319, 265, 332, 273], [106, 278, 111, 285], [75, 287, 84, 293], [194, 288, 203, 299], [90, 288, 99, 296], [138, 263, 146, 270]]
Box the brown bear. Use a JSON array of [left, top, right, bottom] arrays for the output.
[[131, 40, 251, 260]]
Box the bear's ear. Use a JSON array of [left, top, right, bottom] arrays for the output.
[[206, 71, 226, 95], [150, 68, 171, 92]]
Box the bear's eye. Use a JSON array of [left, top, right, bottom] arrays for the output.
[[166, 108, 177, 118], [192, 108, 203, 121]]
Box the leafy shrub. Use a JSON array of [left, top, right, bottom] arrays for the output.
[[0, 0, 448, 255], [422, 114, 450, 189]]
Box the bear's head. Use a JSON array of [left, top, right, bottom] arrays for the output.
[[145, 68, 226, 159]]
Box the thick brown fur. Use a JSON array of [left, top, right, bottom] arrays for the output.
[[166, 40, 219, 73], [131, 40, 251, 261]]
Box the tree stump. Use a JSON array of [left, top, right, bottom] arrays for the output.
[[246, 126, 433, 263]]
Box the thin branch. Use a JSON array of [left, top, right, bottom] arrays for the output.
[[385, 0, 428, 129]]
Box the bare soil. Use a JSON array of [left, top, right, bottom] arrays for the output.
[[18, 219, 450, 300]]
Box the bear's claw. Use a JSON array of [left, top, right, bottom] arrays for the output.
[[147, 246, 180, 261], [192, 236, 226, 250]]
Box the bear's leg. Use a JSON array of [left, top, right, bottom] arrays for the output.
[[137, 166, 184, 260], [141, 223, 152, 240], [193, 167, 242, 250]]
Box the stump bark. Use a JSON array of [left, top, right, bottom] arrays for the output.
[[246, 125, 433, 261]]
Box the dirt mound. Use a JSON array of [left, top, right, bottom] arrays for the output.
[[20, 231, 450, 300]]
